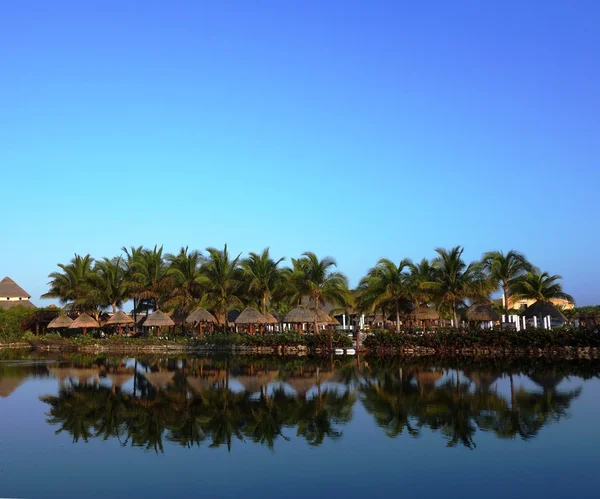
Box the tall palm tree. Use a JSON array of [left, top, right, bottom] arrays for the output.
[[200, 244, 243, 326], [84, 257, 130, 313], [242, 248, 285, 318], [121, 246, 144, 317], [357, 258, 412, 333], [291, 252, 349, 333], [408, 258, 436, 305], [429, 246, 491, 327], [510, 271, 574, 304], [42, 254, 95, 310], [129, 246, 172, 312], [166, 247, 205, 313], [481, 250, 531, 319]]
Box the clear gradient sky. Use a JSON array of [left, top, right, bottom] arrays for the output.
[[1, 1, 599, 305]]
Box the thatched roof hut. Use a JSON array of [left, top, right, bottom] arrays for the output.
[[284, 306, 315, 323], [466, 304, 500, 322], [186, 373, 226, 394], [144, 310, 175, 328], [143, 371, 174, 389], [0, 376, 26, 398], [235, 307, 268, 325], [235, 371, 278, 393], [106, 373, 133, 389], [69, 313, 100, 329], [265, 312, 279, 325], [105, 311, 134, 326], [313, 308, 338, 325], [523, 301, 567, 321], [409, 305, 440, 321], [47, 315, 73, 329], [186, 307, 217, 324]]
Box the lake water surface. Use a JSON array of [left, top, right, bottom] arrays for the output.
[[1, 352, 599, 499]]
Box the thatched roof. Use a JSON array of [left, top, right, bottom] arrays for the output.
[[143, 371, 174, 389], [47, 315, 74, 329], [265, 312, 279, 325], [466, 304, 500, 322], [144, 310, 175, 327], [0, 277, 30, 298], [0, 300, 37, 310], [409, 305, 440, 321], [523, 300, 567, 321], [314, 308, 339, 325], [69, 313, 100, 329], [186, 373, 226, 393], [284, 306, 315, 323], [286, 371, 335, 395], [105, 311, 134, 326], [235, 307, 268, 325], [235, 371, 278, 393], [186, 307, 217, 324]]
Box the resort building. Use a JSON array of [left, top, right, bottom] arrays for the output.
[[508, 296, 574, 311], [0, 277, 37, 310]]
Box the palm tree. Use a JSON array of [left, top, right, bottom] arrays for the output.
[[42, 254, 95, 311], [200, 244, 243, 326], [429, 246, 491, 327], [241, 248, 285, 318], [121, 246, 144, 318], [290, 252, 350, 333], [481, 250, 531, 319], [166, 247, 205, 313], [357, 258, 412, 333], [84, 257, 130, 313], [129, 246, 172, 312], [510, 271, 574, 304], [408, 258, 436, 305]]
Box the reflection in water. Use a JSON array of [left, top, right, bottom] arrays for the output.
[[1, 354, 595, 452]]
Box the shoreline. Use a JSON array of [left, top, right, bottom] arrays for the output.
[[1, 341, 598, 359]]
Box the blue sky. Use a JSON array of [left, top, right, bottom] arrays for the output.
[[1, 1, 599, 305]]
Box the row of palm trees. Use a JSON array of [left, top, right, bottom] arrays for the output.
[[42, 245, 573, 330]]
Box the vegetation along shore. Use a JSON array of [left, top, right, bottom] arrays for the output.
[[1, 244, 598, 356]]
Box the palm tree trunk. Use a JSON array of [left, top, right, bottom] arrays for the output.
[[503, 286, 510, 324], [453, 303, 459, 328], [396, 302, 400, 333]]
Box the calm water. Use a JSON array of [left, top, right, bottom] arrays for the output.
[[1, 352, 599, 499]]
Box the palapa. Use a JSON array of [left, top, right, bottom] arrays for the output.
[[47, 315, 73, 329], [265, 312, 279, 325], [186, 307, 217, 324], [409, 305, 440, 321], [105, 311, 134, 326], [144, 310, 175, 328], [69, 313, 100, 329], [283, 306, 315, 323], [466, 304, 500, 322], [523, 300, 567, 322], [235, 307, 268, 324]]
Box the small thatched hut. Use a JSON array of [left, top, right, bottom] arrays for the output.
[[523, 301, 567, 323], [47, 315, 73, 329], [105, 311, 134, 335], [466, 304, 500, 323], [283, 306, 315, 332], [68, 313, 100, 335], [143, 371, 174, 390], [186, 307, 217, 337], [144, 310, 175, 334], [235, 307, 268, 334]]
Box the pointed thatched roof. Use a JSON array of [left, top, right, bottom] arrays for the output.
[[409, 305, 440, 321], [265, 312, 279, 324], [143, 371, 174, 389], [0, 277, 30, 298], [235, 307, 268, 325], [413, 370, 443, 386], [284, 306, 315, 323], [186, 307, 217, 324], [235, 371, 278, 393], [47, 315, 74, 329], [69, 313, 100, 329], [286, 371, 335, 395], [105, 311, 135, 326], [186, 373, 226, 393], [144, 310, 175, 327], [466, 304, 500, 322], [523, 301, 567, 321]]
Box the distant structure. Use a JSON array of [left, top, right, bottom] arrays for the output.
[[494, 296, 574, 311], [0, 277, 37, 310]]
